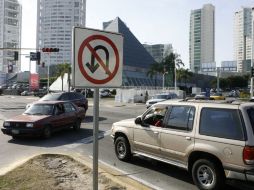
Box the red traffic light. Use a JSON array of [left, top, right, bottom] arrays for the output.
[[42, 48, 59, 52]]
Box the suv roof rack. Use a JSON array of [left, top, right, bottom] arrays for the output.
[[182, 98, 243, 105]]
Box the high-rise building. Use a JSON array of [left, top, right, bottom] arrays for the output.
[[0, 0, 22, 73], [143, 43, 173, 63], [36, 0, 86, 70], [189, 4, 215, 73], [233, 7, 253, 72]]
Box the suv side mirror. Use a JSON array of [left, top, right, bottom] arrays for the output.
[[135, 116, 142, 125]]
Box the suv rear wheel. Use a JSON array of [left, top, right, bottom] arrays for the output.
[[192, 159, 225, 190], [115, 136, 131, 161]]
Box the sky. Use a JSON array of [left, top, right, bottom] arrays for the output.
[[20, 0, 254, 72]]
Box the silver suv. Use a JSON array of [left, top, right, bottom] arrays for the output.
[[111, 100, 254, 190]]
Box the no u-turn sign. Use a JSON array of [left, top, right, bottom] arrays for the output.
[[72, 27, 123, 88]]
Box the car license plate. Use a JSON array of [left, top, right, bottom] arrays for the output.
[[12, 130, 19, 135]]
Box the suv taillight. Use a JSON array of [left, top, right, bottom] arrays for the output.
[[243, 146, 254, 165]]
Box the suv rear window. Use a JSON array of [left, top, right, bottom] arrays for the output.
[[200, 108, 245, 140], [247, 108, 254, 135]]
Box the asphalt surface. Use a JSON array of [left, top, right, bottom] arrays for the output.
[[0, 95, 253, 190]]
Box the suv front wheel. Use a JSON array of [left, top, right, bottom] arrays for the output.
[[115, 136, 131, 161], [192, 159, 225, 190]]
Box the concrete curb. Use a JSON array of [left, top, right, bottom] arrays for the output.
[[0, 152, 152, 190]]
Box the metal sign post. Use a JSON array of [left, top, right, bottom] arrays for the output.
[[72, 27, 123, 190], [93, 88, 99, 190]]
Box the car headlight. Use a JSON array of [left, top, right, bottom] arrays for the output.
[[26, 104, 31, 110], [4, 122, 10, 127], [26, 123, 34, 128], [111, 124, 115, 134]]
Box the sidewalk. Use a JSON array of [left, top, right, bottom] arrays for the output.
[[0, 117, 151, 190]]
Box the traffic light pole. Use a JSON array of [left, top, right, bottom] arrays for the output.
[[47, 53, 51, 93], [251, 22, 254, 98]]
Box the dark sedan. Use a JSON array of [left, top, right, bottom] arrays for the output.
[[26, 92, 88, 111], [1, 101, 86, 139]]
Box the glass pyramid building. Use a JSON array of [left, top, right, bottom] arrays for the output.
[[103, 17, 162, 87]]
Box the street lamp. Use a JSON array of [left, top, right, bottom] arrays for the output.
[[47, 55, 51, 93], [217, 67, 220, 92], [162, 71, 168, 90], [175, 58, 182, 91]]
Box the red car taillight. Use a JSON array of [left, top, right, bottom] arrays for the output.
[[243, 146, 254, 165]]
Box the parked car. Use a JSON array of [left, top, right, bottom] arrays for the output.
[[21, 91, 29, 96], [34, 89, 48, 98], [145, 93, 178, 108], [100, 89, 111, 98], [0, 84, 7, 89], [111, 100, 254, 190], [194, 92, 208, 100], [228, 90, 240, 97], [210, 92, 225, 100], [1, 101, 86, 139], [26, 92, 88, 111]]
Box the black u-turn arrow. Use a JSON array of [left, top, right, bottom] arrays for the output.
[[86, 45, 109, 74]]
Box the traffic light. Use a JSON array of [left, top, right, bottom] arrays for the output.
[[251, 67, 254, 77], [8, 65, 13, 73], [36, 52, 41, 65], [14, 51, 18, 60], [42, 48, 59, 52]]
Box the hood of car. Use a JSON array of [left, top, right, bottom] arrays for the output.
[[6, 114, 50, 123], [146, 99, 166, 104], [113, 118, 135, 127]]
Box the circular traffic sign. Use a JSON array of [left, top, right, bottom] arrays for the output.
[[78, 35, 120, 84]]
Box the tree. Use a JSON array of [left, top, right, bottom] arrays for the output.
[[176, 68, 193, 88], [210, 75, 249, 90], [161, 53, 184, 87], [147, 62, 163, 87], [56, 63, 71, 91], [227, 75, 248, 89], [147, 53, 184, 88]]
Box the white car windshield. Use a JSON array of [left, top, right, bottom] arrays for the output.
[[154, 95, 168, 99]]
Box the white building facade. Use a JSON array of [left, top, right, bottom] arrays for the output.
[[143, 43, 173, 63], [36, 0, 86, 69], [0, 0, 22, 73], [233, 7, 253, 72], [189, 4, 215, 73]]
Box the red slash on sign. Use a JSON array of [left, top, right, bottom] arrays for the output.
[[78, 35, 120, 84]]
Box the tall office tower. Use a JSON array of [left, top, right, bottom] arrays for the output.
[[36, 0, 86, 70], [143, 43, 173, 63], [189, 4, 215, 73], [0, 0, 22, 73], [233, 7, 253, 72]]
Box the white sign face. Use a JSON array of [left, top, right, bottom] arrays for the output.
[[72, 27, 123, 88]]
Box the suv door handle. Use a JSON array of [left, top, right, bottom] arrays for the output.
[[185, 137, 191, 140]]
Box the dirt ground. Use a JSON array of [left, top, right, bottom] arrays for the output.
[[0, 154, 126, 190]]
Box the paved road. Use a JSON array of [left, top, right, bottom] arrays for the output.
[[0, 95, 252, 190]]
